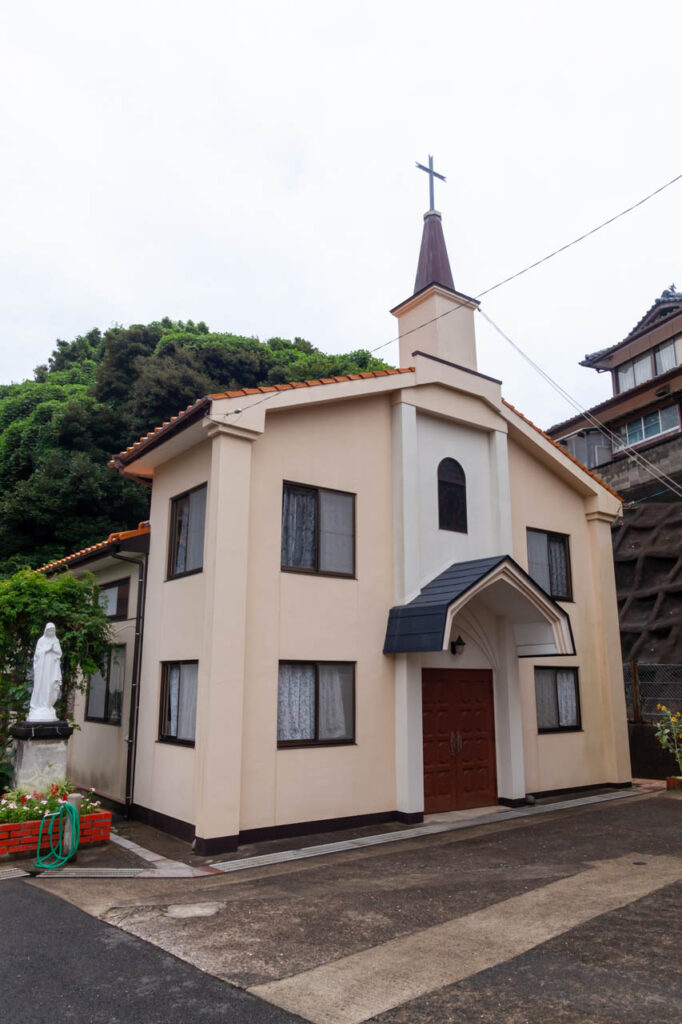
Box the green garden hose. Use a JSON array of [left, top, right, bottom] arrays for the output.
[[34, 802, 79, 870]]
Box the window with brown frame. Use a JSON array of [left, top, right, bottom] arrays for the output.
[[437, 458, 467, 533], [168, 484, 207, 580], [277, 661, 355, 747], [535, 667, 581, 732], [86, 646, 125, 725], [281, 483, 355, 577], [526, 528, 572, 601], [158, 661, 198, 745], [98, 578, 130, 619]]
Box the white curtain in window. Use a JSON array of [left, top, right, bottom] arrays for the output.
[[281, 487, 317, 569], [633, 354, 653, 386], [535, 669, 559, 729], [548, 537, 568, 597], [278, 663, 315, 740], [168, 664, 181, 736], [318, 663, 353, 740], [556, 671, 578, 727], [177, 663, 198, 741], [618, 363, 635, 392], [186, 487, 207, 572], [660, 405, 679, 432], [656, 341, 676, 375], [320, 491, 354, 574], [527, 531, 551, 593]]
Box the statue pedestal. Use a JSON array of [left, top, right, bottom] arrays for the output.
[[9, 722, 74, 791]]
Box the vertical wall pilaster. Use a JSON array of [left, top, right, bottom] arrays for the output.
[[391, 401, 420, 603], [490, 430, 513, 556], [394, 653, 425, 815], [494, 617, 526, 801], [193, 427, 254, 848], [586, 510, 631, 783]]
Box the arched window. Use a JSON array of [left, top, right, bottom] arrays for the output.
[[438, 458, 467, 533]]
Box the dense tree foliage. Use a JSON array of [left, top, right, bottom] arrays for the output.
[[0, 319, 389, 575]]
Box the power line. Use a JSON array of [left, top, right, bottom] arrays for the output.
[[478, 308, 682, 501], [370, 170, 682, 355]]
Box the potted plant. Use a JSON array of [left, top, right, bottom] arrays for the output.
[[654, 704, 682, 789]]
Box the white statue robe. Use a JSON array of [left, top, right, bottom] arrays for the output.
[[28, 627, 63, 722]]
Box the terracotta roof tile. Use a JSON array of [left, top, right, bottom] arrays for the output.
[[37, 523, 151, 573], [502, 399, 621, 501], [112, 368, 416, 467]]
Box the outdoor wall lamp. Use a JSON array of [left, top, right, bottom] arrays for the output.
[[450, 635, 466, 657]]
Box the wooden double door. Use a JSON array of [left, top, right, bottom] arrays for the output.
[[422, 669, 497, 813]]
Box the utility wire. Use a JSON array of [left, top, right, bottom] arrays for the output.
[[478, 308, 682, 500], [370, 170, 682, 354]]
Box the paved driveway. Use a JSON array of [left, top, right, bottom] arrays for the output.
[[19, 792, 682, 1022]]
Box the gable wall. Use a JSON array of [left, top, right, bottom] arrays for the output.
[[507, 437, 628, 791]]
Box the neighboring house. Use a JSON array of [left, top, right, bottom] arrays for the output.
[[41, 208, 630, 853], [547, 287, 682, 662]]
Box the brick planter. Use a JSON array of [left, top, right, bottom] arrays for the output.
[[0, 810, 111, 857], [666, 776, 682, 791]]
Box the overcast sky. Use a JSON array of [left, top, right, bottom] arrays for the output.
[[1, 1, 681, 429]]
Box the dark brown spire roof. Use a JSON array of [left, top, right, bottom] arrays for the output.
[[414, 210, 455, 294]]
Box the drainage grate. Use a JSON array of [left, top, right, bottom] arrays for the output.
[[36, 867, 143, 878]]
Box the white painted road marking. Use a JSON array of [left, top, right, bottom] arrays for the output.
[[249, 854, 682, 1024]]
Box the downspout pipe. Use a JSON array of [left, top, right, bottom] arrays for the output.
[[111, 551, 148, 816]]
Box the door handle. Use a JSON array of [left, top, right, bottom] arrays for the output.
[[449, 731, 457, 758], [457, 731, 463, 753]]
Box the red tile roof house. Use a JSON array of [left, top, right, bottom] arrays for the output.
[[42, 210, 630, 854]]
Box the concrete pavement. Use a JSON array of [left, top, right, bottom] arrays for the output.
[[16, 791, 682, 1022]]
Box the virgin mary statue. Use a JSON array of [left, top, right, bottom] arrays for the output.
[[27, 623, 63, 723]]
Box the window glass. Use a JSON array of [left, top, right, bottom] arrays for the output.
[[318, 663, 354, 740], [660, 405, 679, 432], [535, 668, 580, 731], [278, 663, 316, 741], [633, 353, 653, 386], [277, 662, 355, 746], [161, 661, 198, 743], [627, 420, 644, 444], [526, 530, 571, 600], [169, 486, 207, 577], [527, 530, 551, 593], [281, 485, 318, 570], [87, 646, 125, 724], [87, 669, 107, 720], [643, 411, 661, 439], [655, 340, 677, 375], [319, 491, 354, 574], [438, 458, 467, 533], [617, 363, 634, 392], [99, 588, 119, 616]]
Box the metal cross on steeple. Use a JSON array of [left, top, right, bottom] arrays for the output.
[[415, 154, 446, 211]]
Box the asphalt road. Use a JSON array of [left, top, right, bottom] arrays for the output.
[[0, 881, 303, 1024], [6, 792, 682, 1023]]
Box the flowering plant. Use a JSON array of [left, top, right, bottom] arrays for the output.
[[654, 704, 682, 777], [0, 779, 102, 824]]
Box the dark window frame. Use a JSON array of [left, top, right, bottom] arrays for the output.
[[437, 458, 467, 533], [85, 645, 126, 726], [280, 481, 356, 579], [277, 660, 356, 749], [98, 578, 131, 620], [535, 666, 582, 734], [167, 483, 207, 581], [527, 527, 573, 602], [158, 660, 199, 747]]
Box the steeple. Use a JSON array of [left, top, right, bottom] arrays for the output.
[[414, 210, 455, 294], [391, 157, 479, 371]]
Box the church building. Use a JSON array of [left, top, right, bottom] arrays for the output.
[[41, 190, 631, 854]]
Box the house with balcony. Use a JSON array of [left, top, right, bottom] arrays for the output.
[[547, 287, 682, 664]]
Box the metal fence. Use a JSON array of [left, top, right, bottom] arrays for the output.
[[623, 662, 682, 722]]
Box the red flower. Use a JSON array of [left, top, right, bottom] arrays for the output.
[[20, 796, 26, 804]]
